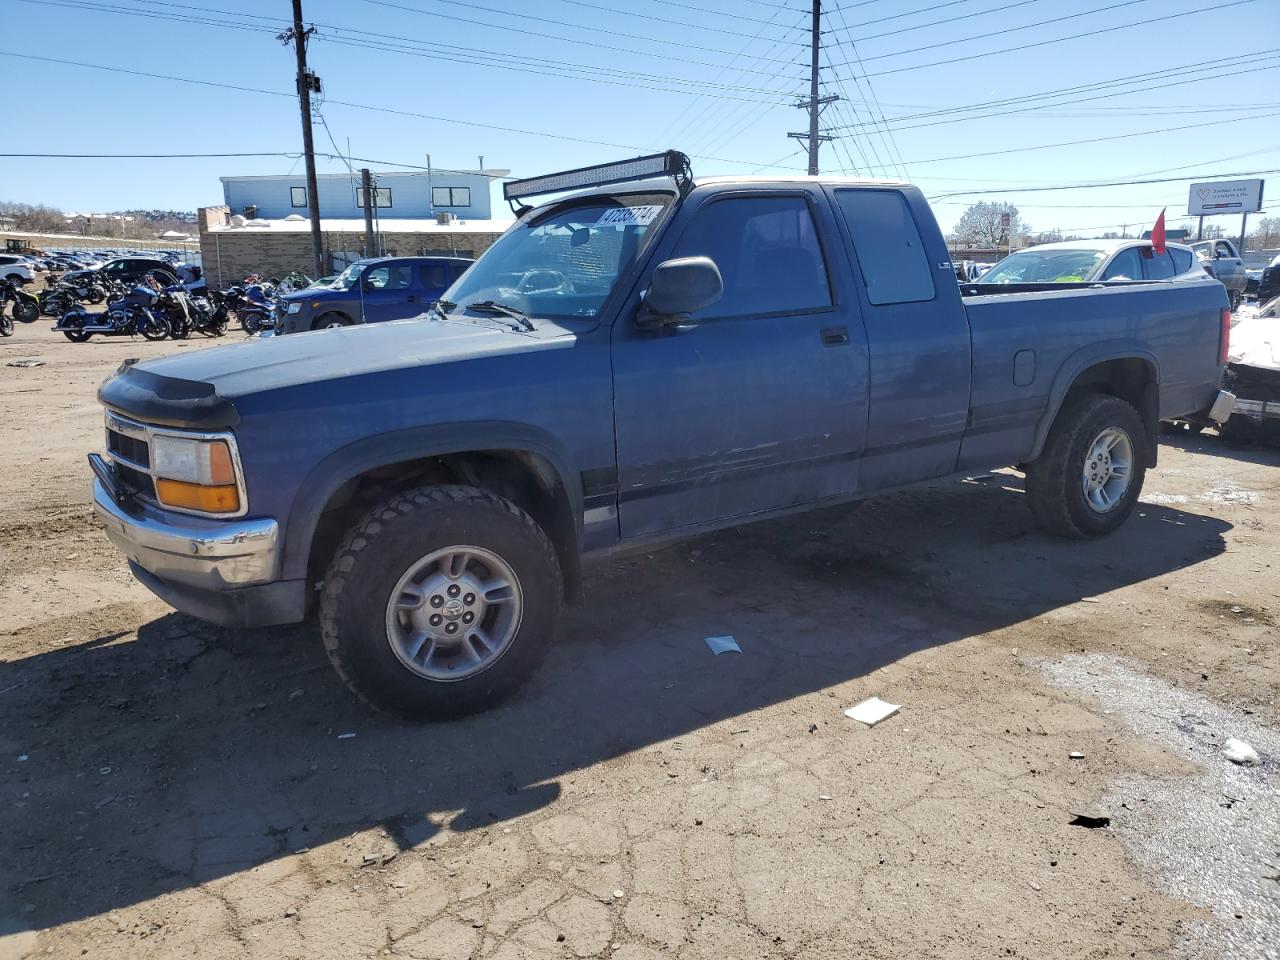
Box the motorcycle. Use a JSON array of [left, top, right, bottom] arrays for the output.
[[54, 284, 171, 342], [156, 285, 228, 339], [219, 285, 273, 334], [0, 277, 40, 324], [60, 276, 108, 304], [37, 281, 82, 318]]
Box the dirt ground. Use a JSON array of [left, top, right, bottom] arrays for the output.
[[1, 318, 1277, 960]]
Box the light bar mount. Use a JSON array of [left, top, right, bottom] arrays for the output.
[[503, 150, 693, 206]]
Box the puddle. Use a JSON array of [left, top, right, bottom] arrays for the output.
[[1042, 655, 1279, 959]]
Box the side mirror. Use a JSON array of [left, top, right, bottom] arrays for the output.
[[636, 256, 723, 329]]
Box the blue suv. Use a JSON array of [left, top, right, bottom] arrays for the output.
[[276, 256, 473, 333]]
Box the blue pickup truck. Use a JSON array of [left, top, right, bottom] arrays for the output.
[[274, 255, 473, 333], [90, 152, 1235, 720]]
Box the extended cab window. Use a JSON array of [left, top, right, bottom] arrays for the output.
[[671, 195, 831, 320], [1170, 248, 1193, 274], [834, 189, 934, 304]]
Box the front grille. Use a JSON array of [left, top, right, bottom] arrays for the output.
[[104, 414, 157, 504], [114, 460, 156, 500], [106, 428, 149, 468]]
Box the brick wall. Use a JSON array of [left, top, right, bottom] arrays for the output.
[[198, 206, 503, 287]]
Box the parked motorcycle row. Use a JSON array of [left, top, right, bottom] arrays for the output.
[[1, 271, 312, 342]]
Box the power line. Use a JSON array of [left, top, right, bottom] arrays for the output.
[[0, 50, 810, 173], [827, 0, 1042, 40], [843, 0, 1260, 78], [827, 2, 908, 177], [357, 0, 805, 59], [842, 0, 1160, 63], [830, 57, 1280, 134], [546, 0, 807, 39], [639, 0, 809, 24], [17, 0, 801, 99], [926, 167, 1280, 200], [902, 108, 1280, 166]]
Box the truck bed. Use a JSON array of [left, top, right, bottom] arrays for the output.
[[955, 277, 1227, 470]]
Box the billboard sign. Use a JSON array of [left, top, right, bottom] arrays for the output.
[[1187, 179, 1264, 216]]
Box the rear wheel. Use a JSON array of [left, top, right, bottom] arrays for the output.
[[14, 300, 38, 323], [64, 330, 91, 342], [320, 485, 562, 720], [1025, 393, 1147, 539]]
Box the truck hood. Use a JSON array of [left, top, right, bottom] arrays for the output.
[[101, 316, 573, 425]]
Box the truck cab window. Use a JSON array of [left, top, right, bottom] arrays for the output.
[[834, 189, 935, 304], [671, 195, 831, 320]]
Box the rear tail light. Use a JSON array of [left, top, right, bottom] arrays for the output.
[[1220, 308, 1231, 365]]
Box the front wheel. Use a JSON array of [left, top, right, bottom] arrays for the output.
[[1025, 394, 1147, 539], [14, 300, 39, 323], [319, 485, 563, 721], [0, 314, 12, 337], [86, 285, 107, 305], [140, 316, 170, 341], [313, 312, 351, 330]]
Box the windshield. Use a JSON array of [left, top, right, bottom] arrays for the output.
[[980, 248, 1109, 283], [332, 263, 365, 291], [443, 192, 673, 320]]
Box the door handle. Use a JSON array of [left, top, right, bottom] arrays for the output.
[[820, 325, 849, 346]]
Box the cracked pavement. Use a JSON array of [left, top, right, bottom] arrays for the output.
[[1, 328, 1277, 959]]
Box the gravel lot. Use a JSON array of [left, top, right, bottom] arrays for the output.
[[1, 321, 1277, 959]]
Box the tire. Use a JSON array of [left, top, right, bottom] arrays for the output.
[[4, 273, 23, 284], [140, 316, 170, 341], [239, 311, 264, 334], [320, 485, 563, 721], [0, 315, 12, 337], [64, 330, 91, 342], [87, 286, 106, 305], [1025, 393, 1147, 539], [1229, 290, 1242, 312], [313, 312, 352, 330], [14, 300, 39, 323]]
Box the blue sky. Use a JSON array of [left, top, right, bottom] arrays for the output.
[[3, 0, 1279, 235]]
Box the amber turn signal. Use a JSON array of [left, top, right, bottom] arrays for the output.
[[155, 479, 241, 513]]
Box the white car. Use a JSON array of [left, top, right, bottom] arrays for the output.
[[0, 255, 36, 284], [979, 238, 1203, 285]]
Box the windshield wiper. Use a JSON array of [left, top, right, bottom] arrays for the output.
[[467, 299, 535, 332]]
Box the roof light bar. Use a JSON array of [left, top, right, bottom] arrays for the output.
[[503, 151, 692, 203]]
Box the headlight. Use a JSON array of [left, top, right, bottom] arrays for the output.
[[150, 434, 240, 513], [286, 302, 302, 314]]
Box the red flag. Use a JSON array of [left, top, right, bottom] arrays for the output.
[[1151, 208, 1167, 254]]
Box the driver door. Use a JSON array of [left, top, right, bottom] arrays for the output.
[[611, 189, 869, 539]]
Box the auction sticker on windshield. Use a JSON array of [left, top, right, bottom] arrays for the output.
[[596, 205, 663, 227]]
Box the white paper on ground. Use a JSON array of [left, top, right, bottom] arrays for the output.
[[1223, 737, 1260, 765], [844, 697, 900, 726], [704, 635, 742, 655]]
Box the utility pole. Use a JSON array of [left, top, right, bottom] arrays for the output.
[[280, 0, 324, 278], [787, 0, 838, 175], [361, 168, 376, 258]]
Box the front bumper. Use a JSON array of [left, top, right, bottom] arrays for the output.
[[92, 465, 306, 627]]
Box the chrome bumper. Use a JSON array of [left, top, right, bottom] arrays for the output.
[[1233, 397, 1280, 421], [93, 476, 279, 589]]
